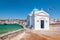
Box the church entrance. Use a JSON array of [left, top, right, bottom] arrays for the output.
[[41, 20, 44, 28]]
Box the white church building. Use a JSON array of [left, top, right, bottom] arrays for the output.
[[26, 8, 49, 30]]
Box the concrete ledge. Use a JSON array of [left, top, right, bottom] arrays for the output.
[[0, 28, 24, 40]]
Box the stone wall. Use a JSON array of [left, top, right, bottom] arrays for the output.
[[0, 29, 24, 40]]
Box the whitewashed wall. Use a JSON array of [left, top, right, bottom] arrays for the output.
[[27, 9, 49, 30]]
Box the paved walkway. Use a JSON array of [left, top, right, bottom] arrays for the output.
[[31, 27, 60, 40], [10, 31, 26, 40], [7, 26, 60, 40], [20, 27, 60, 40]]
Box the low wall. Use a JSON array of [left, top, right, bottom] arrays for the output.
[[0, 28, 24, 40]]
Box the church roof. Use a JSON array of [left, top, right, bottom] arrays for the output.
[[39, 9, 49, 16], [28, 13, 33, 16], [28, 8, 49, 16], [33, 8, 39, 11]]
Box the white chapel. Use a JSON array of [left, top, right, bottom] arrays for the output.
[[26, 8, 49, 30]]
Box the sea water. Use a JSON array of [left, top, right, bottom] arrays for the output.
[[0, 24, 23, 34]]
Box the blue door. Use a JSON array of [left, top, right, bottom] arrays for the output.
[[41, 20, 44, 28]]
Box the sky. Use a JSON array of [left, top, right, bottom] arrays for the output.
[[0, 0, 60, 19]]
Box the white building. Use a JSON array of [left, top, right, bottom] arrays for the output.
[[26, 8, 49, 30]]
